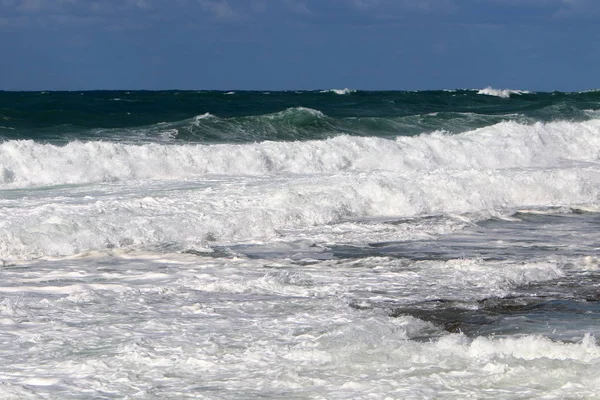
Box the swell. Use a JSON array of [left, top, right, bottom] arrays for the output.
[[1, 90, 600, 144], [3, 106, 597, 146], [140, 108, 530, 143], [2, 107, 521, 144]]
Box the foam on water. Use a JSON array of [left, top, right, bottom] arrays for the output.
[[477, 86, 531, 98], [1, 160, 600, 260], [194, 112, 214, 120], [1, 119, 600, 188], [320, 88, 356, 95], [0, 253, 598, 399], [3, 90, 600, 398]]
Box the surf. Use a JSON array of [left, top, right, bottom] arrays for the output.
[[1, 118, 600, 188]]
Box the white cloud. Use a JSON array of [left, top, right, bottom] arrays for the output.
[[284, 0, 310, 14], [347, 0, 380, 10], [250, 0, 266, 13], [126, 0, 151, 9], [16, 0, 43, 12], [559, 0, 595, 8], [0, 0, 159, 30], [0, 14, 29, 27], [90, 2, 113, 13], [6, 0, 153, 14], [198, 0, 237, 20], [345, 0, 456, 13]]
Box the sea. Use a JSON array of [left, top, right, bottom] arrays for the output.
[[1, 87, 600, 399]]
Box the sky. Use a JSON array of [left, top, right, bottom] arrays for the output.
[[1, 0, 599, 91]]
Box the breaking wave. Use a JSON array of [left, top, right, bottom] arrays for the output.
[[1, 118, 600, 188], [477, 87, 531, 98]]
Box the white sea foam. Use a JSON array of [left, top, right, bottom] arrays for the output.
[[1, 160, 599, 260], [1, 119, 600, 188], [1, 118, 600, 259], [262, 106, 326, 120], [0, 253, 598, 399], [584, 109, 600, 118], [109, 98, 137, 102], [193, 112, 214, 120], [320, 88, 356, 95], [3, 94, 600, 399], [477, 86, 531, 98]]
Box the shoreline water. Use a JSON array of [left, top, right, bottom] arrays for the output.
[[1, 89, 599, 398]]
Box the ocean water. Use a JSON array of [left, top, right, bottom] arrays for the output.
[[1, 88, 600, 399]]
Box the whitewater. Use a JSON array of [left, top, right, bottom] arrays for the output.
[[1, 89, 600, 399]]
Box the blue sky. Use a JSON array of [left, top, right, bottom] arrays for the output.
[[1, 0, 599, 91]]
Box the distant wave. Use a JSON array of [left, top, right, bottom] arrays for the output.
[[320, 88, 356, 95], [194, 112, 214, 120], [477, 87, 531, 98], [109, 98, 139, 102]]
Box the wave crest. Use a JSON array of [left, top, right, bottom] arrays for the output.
[[2, 119, 600, 188], [320, 88, 356, 95], [477, 87, 530, 98]]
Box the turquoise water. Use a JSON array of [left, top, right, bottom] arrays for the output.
[[2, 89, 599, 143]]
